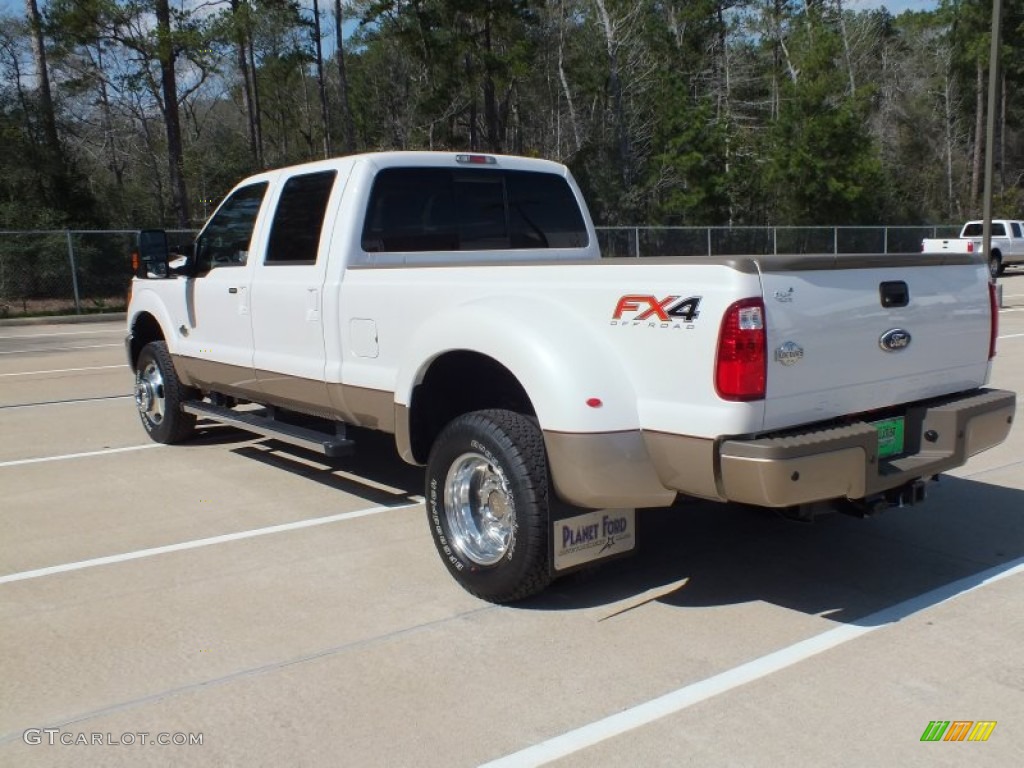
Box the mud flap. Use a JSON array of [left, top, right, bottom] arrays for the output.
[[549, 502, 638, 576]]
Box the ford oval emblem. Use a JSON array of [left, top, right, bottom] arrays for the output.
[[880, 328, 911, 352]]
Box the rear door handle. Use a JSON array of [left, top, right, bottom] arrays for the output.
[[228, 287, 238, 294]]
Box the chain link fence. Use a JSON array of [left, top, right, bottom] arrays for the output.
[[594, 225, 961, 259], [0, 230, 196, 319], [1, 225, 959, 318]]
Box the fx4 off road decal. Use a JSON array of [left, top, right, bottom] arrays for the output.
[[611, 295, 701, 329]]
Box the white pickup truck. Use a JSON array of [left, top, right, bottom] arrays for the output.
[[922, 219, 1024, 277], [127, 151, 1015, 602]]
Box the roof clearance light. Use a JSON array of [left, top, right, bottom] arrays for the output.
[[455, 154, 497, 165]]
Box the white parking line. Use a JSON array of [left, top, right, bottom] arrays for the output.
[[0, 500, 423, 585], [960, 456, 1024, 479], [480, 555, 1024, 768], [0, 329, 123, 340], [998, 332, 1024, 339], [0, 343, 122, 355], [0, 364, 128, 377], [0, 443, 161, 468], [0, 395, 132, 410]]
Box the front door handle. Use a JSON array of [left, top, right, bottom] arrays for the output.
[[228, 287, 238, 294]]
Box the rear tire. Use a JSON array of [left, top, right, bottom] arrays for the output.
[[425, 409, 552, 603], [134, 341, 197, 444], [989, 252, 1004, 278]]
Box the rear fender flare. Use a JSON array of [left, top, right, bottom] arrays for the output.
[[394, 295, 641, 434]]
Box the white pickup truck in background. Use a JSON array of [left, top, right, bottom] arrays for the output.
[[126, 151, 1016, 602], [922, 219, 1024, 277]]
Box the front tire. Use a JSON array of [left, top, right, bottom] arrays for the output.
[[134, 341, 197, 444], [425, 410, 552, 603]]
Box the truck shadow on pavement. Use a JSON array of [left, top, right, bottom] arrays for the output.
[[526, 475, 1024, 626], [186, 420, 1022, 625], [190, 423, 426, 507]]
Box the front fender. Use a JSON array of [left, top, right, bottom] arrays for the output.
[[126, 285, 179, 361], [394, 294, 640, 434]]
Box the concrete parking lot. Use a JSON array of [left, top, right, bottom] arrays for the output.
[[2, 281, 1023, 767]]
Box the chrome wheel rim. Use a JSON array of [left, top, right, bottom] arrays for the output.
[[444, 452, 515, 566], [135, 361, 166, 425]]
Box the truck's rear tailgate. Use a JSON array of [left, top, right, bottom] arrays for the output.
[[757, 254, 992, 432]]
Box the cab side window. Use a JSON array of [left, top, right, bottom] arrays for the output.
[[194, 182, 268, 275], [265, 171, 337, 265], [1012, 222, 1022, 239]]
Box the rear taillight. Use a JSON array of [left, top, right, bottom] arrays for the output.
[[716, 298, 766, 401], [967, 240, 974, 253], [989, 281, 998, 360]]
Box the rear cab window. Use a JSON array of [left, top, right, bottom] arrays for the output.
[[265, 170, 337, 265], [361, 168, 589, 253], [963, 222, 1007, 237]]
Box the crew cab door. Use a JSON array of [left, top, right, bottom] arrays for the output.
[[175, 181, 269, 394], [250, 168, 345, 412]]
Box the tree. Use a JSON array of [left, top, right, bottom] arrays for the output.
[[310, 0, 331, 156], [358, 0, 539, 152], [334, 0, 357, 152], [763, 2, 884, 224], [154, 0, 190, 226], [4, 0, 1020, 231], [24, 0, 61, 163], [49, 0, 215, 225], [0, 11, 98, 228], [226, 0, 264, 166]]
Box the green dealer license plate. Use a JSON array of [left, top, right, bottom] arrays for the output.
[[872, 416, 905, 459]]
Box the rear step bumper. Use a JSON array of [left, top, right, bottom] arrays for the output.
[[717, 388, 1016, 507], [183, 401, 355, 458]]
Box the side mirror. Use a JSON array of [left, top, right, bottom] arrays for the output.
[[137, 229, 170, 278], [173, 240, 198, 277]]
